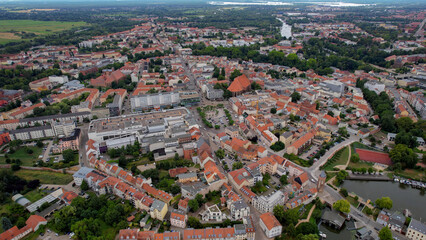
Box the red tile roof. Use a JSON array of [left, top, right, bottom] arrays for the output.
[[227, 74, 250, 93], [260, 212, 282, 231]]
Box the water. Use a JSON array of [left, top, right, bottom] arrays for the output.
[[277, 18, 292, 39], [342, 180, 426, 219]]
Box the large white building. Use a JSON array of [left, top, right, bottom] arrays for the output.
[[230, 200, 250, 220], [252, 190, 285, 213], [131, 92, 180, 112], [259, 212, 282, 238]]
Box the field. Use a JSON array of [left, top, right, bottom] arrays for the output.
[[321, 146, 350, 171], [0, 146, 42, 166], [0, 20, 87, 44], [14, 169, 73, 185]]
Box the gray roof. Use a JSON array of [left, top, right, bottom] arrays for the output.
[[409, 219, 426, 235], [177, 172, 197, 180], [181, 182, 208, 196], [150, 199, 166, 211], [9, 125, 51, 134], [73, 167, 94, 179], [321, 210, 345, 227], [17, 111, 90, 124], [232, 200, 249, 210]]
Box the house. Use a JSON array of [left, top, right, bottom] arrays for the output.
[[286, 130, 316, 155], [321, 209, 345, 229], [406, 218, 426, 240], [228, 74, 251, 96], [376, 210, 390, 226], [177, 172, 198, 183], [60, 191, 78, 205], [388, 211, 406, 233], [230, 200, 250, 220], [179, 198, 189, 212], [170, 209, 187, 228], [200, 204, 226, 222], [150, 199, 168, 221], [72, 167, 94, 186], [259, 212, 282, 238], [0, 215, 47, 240]]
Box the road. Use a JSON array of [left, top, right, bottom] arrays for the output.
[[307, 136, 357, 181], [414, 17, 426, 39], [42, 140, 53, 162], [78, 123, 90, 167]]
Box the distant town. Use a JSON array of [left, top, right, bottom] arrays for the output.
[[0, 2, 425, 240]]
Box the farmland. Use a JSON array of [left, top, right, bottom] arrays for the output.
[[0, 20, 87, 44]]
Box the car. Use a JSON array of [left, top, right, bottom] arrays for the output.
[[55, 233, 59, 236]]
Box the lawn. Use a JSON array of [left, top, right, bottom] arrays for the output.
[[393, 168, 426, 182], [0, 20, 87, 44], [321, 146, 350, 171], [14, 169, 73, 185], [0, 146, 42, 166], [24, 189, 48, 202], [345, 196, 359, 207]]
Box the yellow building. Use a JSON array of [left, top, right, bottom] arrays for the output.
[[150, 199, 168, 221]]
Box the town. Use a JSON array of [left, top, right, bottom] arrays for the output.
[[0, 2, 425, 240]]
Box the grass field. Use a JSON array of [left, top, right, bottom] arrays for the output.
[[321, 146, 350, 171], [24, 189, 48, 202], [14, 169, 73, 185], [0, 146, 42, 166], [0, 20, 87, 44]]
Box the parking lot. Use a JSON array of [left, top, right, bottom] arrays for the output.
[[37, 229, 72, 240]]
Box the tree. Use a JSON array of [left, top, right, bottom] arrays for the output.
[[375, 197, 393, 210], [188, 199, 199, 212], [270, 108, 277, 114], [81, 180, 89, 191], [283, 208, 300, 225], [351, 154, 360, 163], [396, 117, 413, 132], [270, 141, 285, 152], [338, 127, 348, 137], [333, 199, 350, 213], [187, 216, 203, 228], [336, 170, 348, 185], [286, 223, 296, 237], [215, 149, 225, 160], [340, 188, 348, 197], [62, 149, 75, 164], [118, 156, 128, 168], [296, 222, 318, 235], [36, 140, 44, 148], [232, 161, 244, 170], [230, 69, 242, 81], [379, 227, 392, 240], [389, 144, 418, 169], [291, 91, 301, 103], [1, 217, 12, 231], [280, 175, 288, 185], [273, 205, 285, 224], [174, 153, 180, 161]]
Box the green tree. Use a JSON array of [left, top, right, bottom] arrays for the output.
[[351, 154, 360, 163], [379, 227, 392, 240], [273, 205, 285, 224], [232, 161, 244, 170], [62, 149, 75, 164], [215, 149, 225, 160], [280, 175, 288, 185], [81, 180, 89, 191], [270, 108, 277, 114], [118, 156, 128, 168], [389, 144, 418, 169], [296, 222, 319, 235], [333, 199, 350, 213], [291, 91, 301, 103], [188, 199, 199, 212], [284, 208, 300, 225], [36, 140, 44, 148], [375, 197, 393, 210], [230, 69, 242, 81], [396, 117, 413, 132], [335, 170, 348, 185], [1, 217, 13, 231]]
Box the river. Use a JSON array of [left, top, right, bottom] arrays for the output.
[[342, 180, 426, 219], [276, 18, 292, 39]]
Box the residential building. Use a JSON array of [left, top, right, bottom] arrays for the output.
[[230, 200, 250, 220], [201, 204, 226, 222], [259, 212, 282, 238], [131, 92, 180, 112], [406, 219, 426, 240], [252, 190, 285, 213], [170, 209, 187, 228], [150, 199, 168, 221]]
